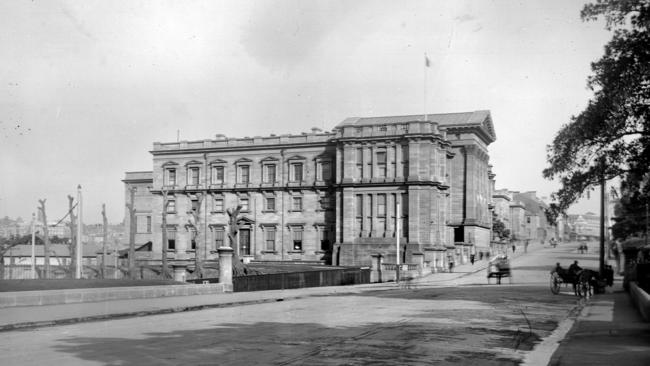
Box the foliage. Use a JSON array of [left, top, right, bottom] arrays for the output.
[[492, 217, 511, 241], [544, 0, 650, 216]]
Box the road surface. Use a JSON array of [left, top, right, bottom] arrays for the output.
[[1, 242, 600, 365]]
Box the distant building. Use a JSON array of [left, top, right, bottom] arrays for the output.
[[124, 111, 497, 267]]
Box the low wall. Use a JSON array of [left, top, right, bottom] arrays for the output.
[[0, 283, 225, 308], [233, 267, 370, 292], [630, 282, 650, 322]]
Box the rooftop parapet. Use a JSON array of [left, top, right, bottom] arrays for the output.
[[152, 131, 336, 152]]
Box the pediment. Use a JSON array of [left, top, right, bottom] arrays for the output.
[[260, 156, 279, 162], [185, 160, 203, 166], [234, 157, 253, 164], [287, 155, 307, 161], [209, 159, 228, 165], [161, 161, 179, 167]]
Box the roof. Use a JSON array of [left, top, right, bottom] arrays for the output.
[[335, 110, 496, 143]]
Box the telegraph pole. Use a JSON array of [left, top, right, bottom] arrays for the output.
[[76, 185, 83, 279], [31, 212, 36, 279]]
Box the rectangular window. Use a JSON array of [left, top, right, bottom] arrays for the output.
[[356, 148, 363, 178], [213, 198, 224, 212], [214, 229, 224, 248], [377, 151, 387, 178], [317, 161, 331, 181], [263, 164, 276, 183], [401, 145, 409, 178], [167, 200, 176, 214], [240, 198, 249, 211], [188, 167, 200, 185], [266, 197, 276, 211], [166, 169, 176, 186], [189, 227, 197, 250], [367, 194, 373, 234], [212, 166, 224, 184], [167, 228, 176, 250], [356, 194, 363, 217], [238, 166, 250, 183], [320, 230, 331, 251], [191, 198, 199, 214], [378, 194, 386, 217], [290, 163, 303, 182], [136, 216, 149, 233], [265, 228, 276, 251], [146, 216, 152, 233], [292, 196, 302, 211], [401, 193, 409, 238], [292, 229, 303, 251]]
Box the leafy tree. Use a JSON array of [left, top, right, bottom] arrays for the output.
[[492, 217, 511, 241], [544, 0, 650, 221]]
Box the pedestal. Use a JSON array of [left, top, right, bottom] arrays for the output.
[[218, 247, 234, 292]]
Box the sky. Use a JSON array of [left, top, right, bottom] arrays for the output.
[[0, 0, 613, 224]]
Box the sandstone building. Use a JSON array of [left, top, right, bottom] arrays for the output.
[[124, 110, 496, 267]]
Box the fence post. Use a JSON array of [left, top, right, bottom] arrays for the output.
[[370, 253, 383, 283], [218, 247, 234, 292]]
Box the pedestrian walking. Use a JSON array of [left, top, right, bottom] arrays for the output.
[[470, 254, 475, 265], [448, 257, 454, 272], [512, 244, 516, 253]]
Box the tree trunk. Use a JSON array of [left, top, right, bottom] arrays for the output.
[[102, 204, 108, 279], [161, 191, 170, 279], [127, 188, 136, 279], [189, 193, 205, 279], [38, 200, 50, 279]]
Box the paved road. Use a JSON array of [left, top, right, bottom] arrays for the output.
[[0, 243, 597, 365]]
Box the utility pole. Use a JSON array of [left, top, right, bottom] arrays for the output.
[[599, 173, 605, 276], [396, 202, 401, 283], [31, 212, 36, 279], [102, 204, 108, 279], [76, 185, 83, 279]]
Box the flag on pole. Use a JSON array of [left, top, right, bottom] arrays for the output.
[[425, 53, 431, 67]]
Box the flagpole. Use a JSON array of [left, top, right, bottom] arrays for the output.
[[424, 53, 428, 121]]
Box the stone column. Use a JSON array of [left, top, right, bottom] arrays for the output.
[[412, 252, 425, 275], [172, 264, 187, 282], [218, 247, 234, 292], [370, 253, 383, 283]]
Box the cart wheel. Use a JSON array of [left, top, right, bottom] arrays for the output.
[[550, 273, 561, 294]]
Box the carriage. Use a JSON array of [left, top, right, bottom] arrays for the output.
[[487, 255, 512, 284], [550, 265, 614, 297]]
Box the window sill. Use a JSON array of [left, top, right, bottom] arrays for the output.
[[261, 210, 277, 214], [288, 250, 304, 254], [166, 211, 177, 215], [289, 210, 303, 213], [210, 211, 225, 214], [261, 250, 277, 254]]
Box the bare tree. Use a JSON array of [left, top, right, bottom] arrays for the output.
[[101, 203, 108, 279], [226, 205, 253, 276], [186, 193, 205, 278], [160, 189, 170, 279], [66, 195, 78, 278], [125, 187, 137, 279], [37, 199, 51, 279]]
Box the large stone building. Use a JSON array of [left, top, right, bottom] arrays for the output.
[[124, 111, 496, 267]]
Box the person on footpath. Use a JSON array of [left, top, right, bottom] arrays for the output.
[[448, 257, 455, 272], [470, 254, 475, 265]]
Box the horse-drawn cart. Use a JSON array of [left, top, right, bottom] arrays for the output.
[[487, 255, 512, 284]]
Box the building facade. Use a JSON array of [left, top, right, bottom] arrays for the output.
[[125, 111, 496, 267]]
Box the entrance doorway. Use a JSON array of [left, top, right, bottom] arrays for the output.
[[240, 229, 251, 255]]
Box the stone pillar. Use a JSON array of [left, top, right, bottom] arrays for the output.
[[172, 264, 187, 282], [370, 253, 383, 283], [218, 247, 234, 292], [412, 252, 425, 275]]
